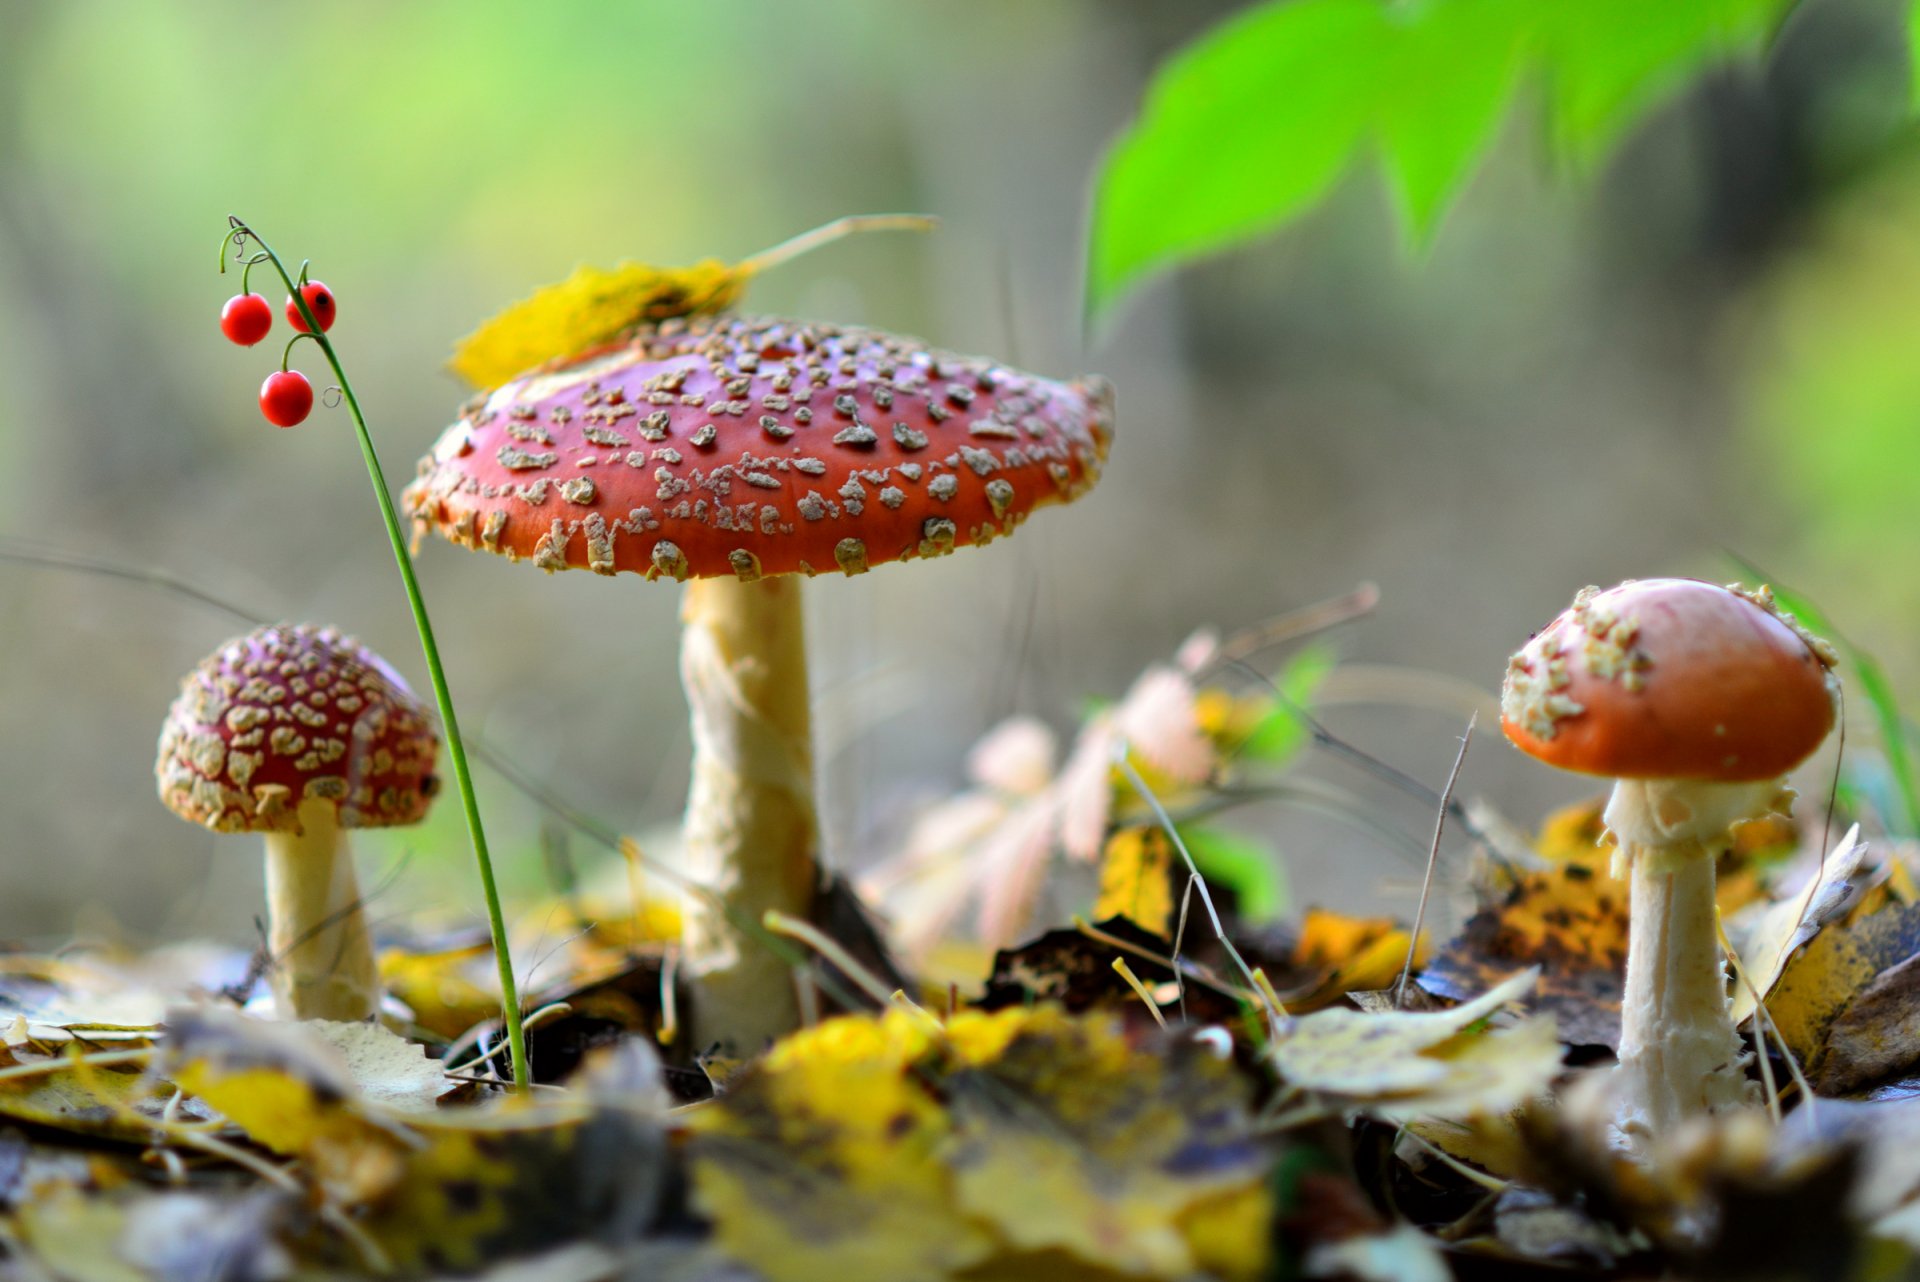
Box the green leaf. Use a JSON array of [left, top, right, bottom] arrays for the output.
[[1087, 0, 1388, 320], [1912, 0, 1920, 110], [1180, 824, 1289, 922], [1237, 643, 1338, 764], [1540, 0, 1795, 168], [1086, 0, 1810, 321], [1378, 0, 1532, 245]]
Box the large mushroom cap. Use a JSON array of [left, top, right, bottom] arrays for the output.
[[1501, 579, 1838, 782], [156, 624, 439, 834], [403, 314, 1114, 581]]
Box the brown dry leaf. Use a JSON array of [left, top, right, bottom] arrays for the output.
[[1092, 824, 1177, 938], [450, 259, 745, 389], [977, 918, 1240, 1025]]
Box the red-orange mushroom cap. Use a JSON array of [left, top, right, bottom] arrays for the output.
[[402, 314, 1115, 580], [156, 624, 439, 834], [1501, 579, 1839, 783]]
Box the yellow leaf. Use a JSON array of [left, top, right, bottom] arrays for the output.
[[1284, 908, 1422, 1012], [942, 1007, 1267, 1278], [448, 214, 940, 389], [689, 1005, 1273, 1282], [1093, 824, 1176, 937], [450, 259, 746, 390], [1728, 824, 1867, 1026]]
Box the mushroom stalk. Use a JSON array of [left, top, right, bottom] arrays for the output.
[[679, 574, 820, 1050], [262, 798, 378, 1021], [1605, 777, 1771, 1140]]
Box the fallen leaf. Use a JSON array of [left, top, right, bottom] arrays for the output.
[[1271, 969, 1559, 1120], [0, 1057, 182, 1144], [1728, 824, 1869, 1026], [1422, 855, 1627, 1051], [941, 1008, 1270, 1279], [1758, 899, 1920, 1090], [689, 1006, 1273, 1282], [450, 259, 746, 389]]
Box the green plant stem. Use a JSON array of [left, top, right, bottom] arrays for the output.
[[229, 219, 530, 1092]]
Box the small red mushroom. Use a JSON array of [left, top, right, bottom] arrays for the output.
[[404, 314, 1114, 1049], [157, 624, 439, 1021], [1502, 579, 1838, 1142]]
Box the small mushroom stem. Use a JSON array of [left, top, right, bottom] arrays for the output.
[[1605, 777, 1775, 1142], [679, 574, 820, 1050], [262, 798, 378, 1021]]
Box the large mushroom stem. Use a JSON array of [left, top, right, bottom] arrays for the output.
[[1605, 777, 1775, 1141], [263, 798, 378, 1021], [679, 575, 820, 1050]]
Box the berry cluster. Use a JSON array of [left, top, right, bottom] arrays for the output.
[[218, 275, 337, 427]]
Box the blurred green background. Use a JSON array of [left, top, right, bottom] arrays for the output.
[[1, 0, 1915, 951]]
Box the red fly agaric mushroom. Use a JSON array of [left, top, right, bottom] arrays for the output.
[[1502, 579, 1838, 1141], [403, 314, 1113, 1049], [157, 624, 439, 1021]]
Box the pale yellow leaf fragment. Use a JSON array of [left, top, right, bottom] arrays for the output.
[[1272, 969, 1557, 1119]]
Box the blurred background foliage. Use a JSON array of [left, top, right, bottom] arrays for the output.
[[2, 0, 1918, 956]]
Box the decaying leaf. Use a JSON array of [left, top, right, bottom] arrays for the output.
[[1271, 969, 1559, 1120], [0, 1056, 184, 1144], [450, 258, 746, 389], [1423, 852, 1627, 1051], [977, 917, 1240, 1025], [689, 1005, 1273, 1282]]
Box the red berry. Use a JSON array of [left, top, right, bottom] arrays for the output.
[[220, 293, 273, 346], [286, 281, 336, 333], [260, 370, 314, 427]]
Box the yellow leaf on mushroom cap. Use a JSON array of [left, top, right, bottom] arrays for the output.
[[449, 258, 747, 389]]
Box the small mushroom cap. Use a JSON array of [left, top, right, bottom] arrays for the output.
[[1501, 579, 1838, 782], [402, 314, 1114, 582], [156, 624, 439, 834]]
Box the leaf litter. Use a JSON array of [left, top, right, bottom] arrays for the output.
[[19, 549, 1920, 1279]]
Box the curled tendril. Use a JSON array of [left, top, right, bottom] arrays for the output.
[[279, 330, 324, 373], [238, 251, 270, 296], [322, 385, 344, 409], [218, 217, 257, 274]]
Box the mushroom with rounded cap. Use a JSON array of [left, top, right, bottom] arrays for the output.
[[404, 313, 1113, 1049], [1502, 579, 1838, 1143], [156, 624, 439, 1021]]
